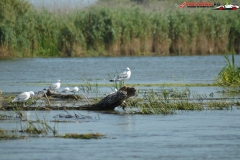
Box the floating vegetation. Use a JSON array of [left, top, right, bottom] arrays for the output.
[[19, 118, 57, 135], [0, 128, 24, 140], [58, 133, 104, 139], [207, 101, 232, 110], [126, 87, 237, 114]]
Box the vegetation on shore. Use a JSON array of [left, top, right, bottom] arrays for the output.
[[1, 0, 240, 58]]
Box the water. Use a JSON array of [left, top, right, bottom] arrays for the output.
[[0, 55, 240, 160], [1, 110, 240, 160], [1, 55, 239, 93]]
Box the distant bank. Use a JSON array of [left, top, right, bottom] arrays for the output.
[[0, 0, 239, 58]]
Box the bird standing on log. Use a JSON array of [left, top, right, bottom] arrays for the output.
[[12, 91, 35, 107], [44, 80, 61, 91], [61, 87, 70, 94], [109, 67, 131, 85], [71, 86, 79, 95]]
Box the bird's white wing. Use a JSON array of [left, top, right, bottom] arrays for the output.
[[13, 92, 29, 102], [50, 83, 58, 90], [115, 71, 128, 80]]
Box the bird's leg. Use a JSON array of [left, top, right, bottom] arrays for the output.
[[23, 102, 26, 108]]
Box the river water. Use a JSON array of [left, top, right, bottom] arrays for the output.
[[1, 55, 239, 92], [0, 55, 240, 160]]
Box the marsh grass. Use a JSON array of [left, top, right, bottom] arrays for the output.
[[80, 80, 100, 94], [207, 100, 232, 110], [215, 53, 240, 86], [19, 113, 57, 135], [0, 128, 22, 140], [127, 87, 235, 114]]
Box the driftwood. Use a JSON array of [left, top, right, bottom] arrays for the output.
[[79, 86, 136, 110], [1, 86, 136, 111]]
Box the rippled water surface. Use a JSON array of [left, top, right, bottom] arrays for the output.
[[1, 55, 240, 92], [0, 55, 240, 160]]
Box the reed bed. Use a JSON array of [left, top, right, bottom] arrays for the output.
[[1, 0, 240, 58]]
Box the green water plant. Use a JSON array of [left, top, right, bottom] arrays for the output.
[[127, 87, 236, 114], [215, 53, 240, 86]]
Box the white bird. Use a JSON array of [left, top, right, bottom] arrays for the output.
[[45, 80, 61, 91], [71, 87, 79, 95], [110, 67, 131, 85], [12, 91, 35, 107], [61, 87, 70, 94]]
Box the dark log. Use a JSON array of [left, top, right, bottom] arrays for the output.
[[78, 86, 136, 110]]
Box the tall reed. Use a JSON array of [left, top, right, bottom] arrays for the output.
[[1, 0, 240, 58]]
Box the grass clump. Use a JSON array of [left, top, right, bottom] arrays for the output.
[[59, 133, 104, 139], [215, 53, 240, 87], [0, 128, 21, 140], [127, 88, 204, 114], [207, 101, 232, 110]]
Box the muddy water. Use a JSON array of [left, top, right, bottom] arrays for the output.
[[0, 55, 240, 160]]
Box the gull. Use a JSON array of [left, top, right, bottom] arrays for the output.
[[61, 87, 70, 94], [12, 91, 35, 107], [44, 80, 61, 91], [71, 87, 79, 95], [109, 67, 131, 85]]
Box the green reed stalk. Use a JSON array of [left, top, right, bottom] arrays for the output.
[[1, 0, 240, 58]]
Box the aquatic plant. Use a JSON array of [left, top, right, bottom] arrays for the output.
[[0, 128, 21, 140], [215, 53, 240, 86], [207, 100, 232, 110], [126, 87, 236, 114], [80, 80, 100, 94]]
